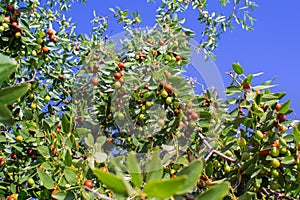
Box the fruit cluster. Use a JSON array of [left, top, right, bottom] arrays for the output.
[[0, 5, 23, 39]]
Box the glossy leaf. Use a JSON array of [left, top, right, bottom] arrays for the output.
[[176, 160, 204, 194], [93, 169, 128, 195], [64, 168, 78, 185], [195, 182, 230, 200], [144, 176, 187, 198], [37, 169, 54, 190], [279, 100, 291, 114], [232, 63, 244, 74]]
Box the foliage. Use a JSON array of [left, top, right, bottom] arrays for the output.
[[1, 0, 300, 200]]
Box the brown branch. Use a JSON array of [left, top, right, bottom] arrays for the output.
[[198, 131, 237, 163]]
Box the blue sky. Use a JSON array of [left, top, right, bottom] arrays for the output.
[[69, 0, 300, 118]]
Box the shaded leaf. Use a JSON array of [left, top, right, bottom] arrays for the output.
[[0, 106, 14, 125], [0, 53, 17, 82], [145, 150, 163, 182], [0, 84, 31, 105], [176, 160, 204, 194], [127, 152, 142, 188]]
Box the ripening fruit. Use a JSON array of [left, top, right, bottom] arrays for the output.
[[166, 97, 172, 105], [15, 32, 21, 38], [165, 84, 172, 93], [37, 37, 43, 44], [7, 196, 15, 200], [189, 121, 197, 128], [113, 81, 121, 88], [30, 103, 37, 109], [114, 72, 122, 80], [255, 130, 264, 140], [139, 114, 146, 121], [241, 152, 250, 160], [224, 164, 231, 173], [259, 149, 270, 157], [225, 150, 233, 157], [191, 112, 199, 120], [31, 50, 37, 57], [0, 26, 4, 32], [44, 95, 51, 101], [280, 147, 287, 155], [243, 82, 251, 89], [161, 90, 168, 98], [271, 169, 279, 178], [16, 135, 23, 142], [28, 178, 35, 185], [42, 46, 49, 54], [277, 113, 286, 123], [175, 55, 182, 61], [237, 137, 247, 148], [117, 112, 125, 120], [279, 138, 287, 146], [118, 62, 125, 70], [271, 158, 280, 168], [99, 166, 109, 173], [91, 77, 98, 85], [84, 180, 94, 189], [276, 104, 282, 111], [278, 125, 287, 132], [47, 29, 54, 36], [7, 5, 15, 11], [164, 71, 171, 77], [271, 147, 280, 157], [145, 101, 153, 108], [157, 119, 165, 127]]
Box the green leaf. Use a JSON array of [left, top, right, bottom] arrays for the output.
[[37, 169, 54, 189], [62, 114, 70, 133], [0, 105, 14, 125], [281, 156, 294, 165], [145, 150, 163, 182], [293, 127, 300, 143], [195, 182, 230, 200], [0, 84, 31, 105], [176, 160, 203, 194], [127, 152, 142, 188], [93, 169, 128, 195], [0, 53, 17, 82], [232, 63, 244, 74], [64, 149, 72, 166], [279, 100, 291, 114], [144, 176, 187, 199], [64, 168, 78, 185], [37, 146, 51, 159]]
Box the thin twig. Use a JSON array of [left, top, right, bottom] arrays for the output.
[[84, 186, 115, 200]]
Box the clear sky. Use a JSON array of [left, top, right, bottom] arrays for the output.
[[69, 0, 300, 118]]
